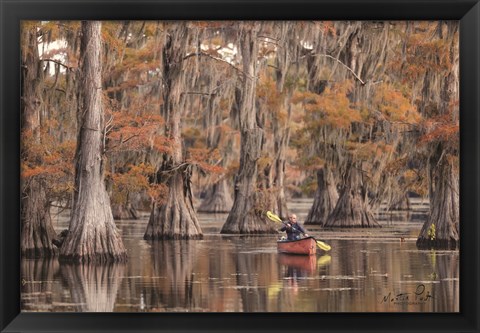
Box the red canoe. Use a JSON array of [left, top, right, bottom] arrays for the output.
[[277, 237, 317, 255]]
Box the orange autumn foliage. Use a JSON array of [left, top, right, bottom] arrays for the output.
[[110, 163, 168, 205], [107, 111, 171, 154], [257, 75, 283, 113], [21, 127, 75, 199], [418, 109, 459, 145], [372, 83, 421, 124], [294, 80, 361, 129], [186, 148, 225, 175], [390, 23, 455, 84]]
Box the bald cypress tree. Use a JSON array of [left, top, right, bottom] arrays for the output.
[[20, 23, 58, 257], [144, 22, 203, 239], [221, 23, 276, 234], [60, 21, 127, 262], [415, 22, 459, 249]]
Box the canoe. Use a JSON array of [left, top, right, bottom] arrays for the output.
[[277, 236, 317, 255]]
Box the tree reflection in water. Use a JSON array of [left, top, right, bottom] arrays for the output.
[[20, 234, 460, 312], [234, 251, 272, 312], [147, 240, 198, 311], [429, 250, 459, 312], [60, 262, 125, 312], [21, 258, 59, 311]]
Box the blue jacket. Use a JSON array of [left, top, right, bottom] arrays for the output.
[[280, 222, 307, 241]]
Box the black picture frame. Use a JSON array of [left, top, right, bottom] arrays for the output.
[[1, 0, 479, 332]]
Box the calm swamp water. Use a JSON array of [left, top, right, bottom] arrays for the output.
[[21, 199, 459, 312]]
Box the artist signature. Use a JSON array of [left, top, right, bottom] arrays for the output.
[[380, 284, 434, 305]]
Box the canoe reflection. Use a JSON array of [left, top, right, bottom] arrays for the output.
[[278, 253, 317, 273]]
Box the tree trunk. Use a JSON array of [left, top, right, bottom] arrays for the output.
[[273, 154, 289, 218], [270, 23, 296, 219], [144, 23, 203, 239], [388, 193, 410, 211], [106, 175, 139, 220], [112, 202, 139, 220], [305, 166, 339, 226], [416, 22, 459, 249], [417, 156, 459, 249], [145, 171, 202, 239], [271, 100, 291, 219], [222, 127, 275, 233], [60, 21, 127, 262], [20, 24, 57, 257], [221, 24, 276, 234], [198, 93, 234, 214], [325, 164, 380, 228], [198, 178, 233, 213], [21, 180, 58, 257], [258, 158, 275, 215]]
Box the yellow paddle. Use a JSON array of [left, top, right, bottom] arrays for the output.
[[266, 211, 331, 252]]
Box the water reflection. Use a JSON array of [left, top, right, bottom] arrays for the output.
[[278, 253, 318, 273], [234, 250, 273, 312], [146, 240, 198, 311], [60, 262, 125, 312], [424, 250, 459, 312], [21, 202, 459, 312], [21, 258, 59, 311]]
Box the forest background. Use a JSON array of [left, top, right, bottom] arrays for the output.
[[20, 20, 459, 262]]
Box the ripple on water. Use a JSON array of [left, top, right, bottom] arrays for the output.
[[397, 280, 441, 284], [312, 287, 362, 291], [298, 275, 367, 281]]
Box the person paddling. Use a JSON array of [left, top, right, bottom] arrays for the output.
[[280, 214, 309, 241]]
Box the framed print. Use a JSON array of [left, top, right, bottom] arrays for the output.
[[1, 0, 479, 332]]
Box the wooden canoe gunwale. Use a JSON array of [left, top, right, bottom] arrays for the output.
[[277, 236, 317, 255]]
